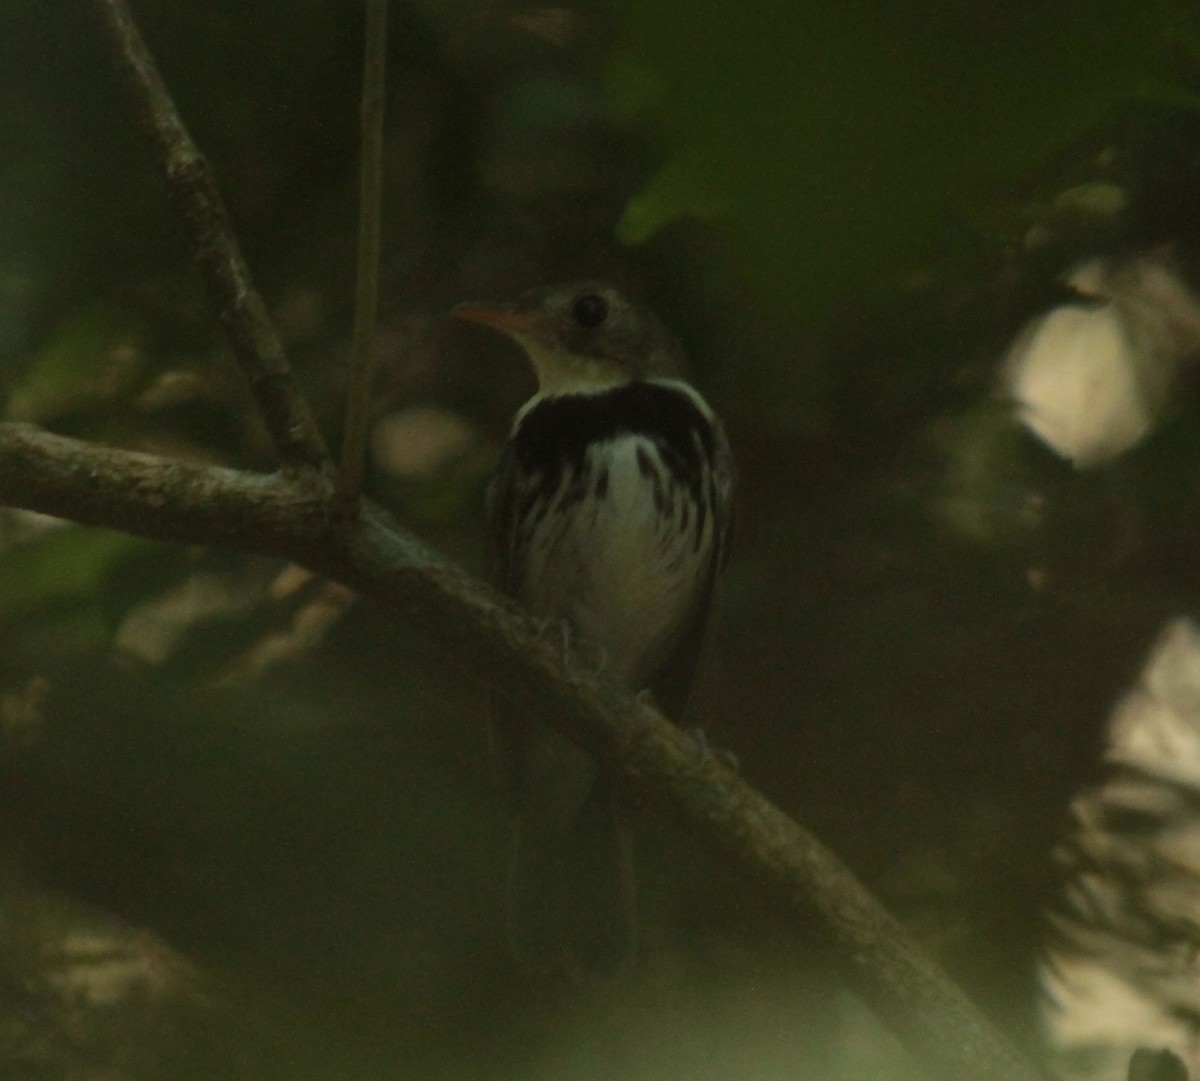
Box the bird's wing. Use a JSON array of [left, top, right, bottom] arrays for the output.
[[485, 439, 530, 597], [651, 418, 736, 720], [711, 416, 737, 572]]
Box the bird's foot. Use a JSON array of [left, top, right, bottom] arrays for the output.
[[533, 617, 610, 675], [683, 727, 739, 771]]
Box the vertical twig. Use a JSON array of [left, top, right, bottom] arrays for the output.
[[337, 0, 390, 513], [94, 0, 331, 473]]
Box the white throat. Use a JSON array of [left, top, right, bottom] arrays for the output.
[[517, 338, 630, 396]]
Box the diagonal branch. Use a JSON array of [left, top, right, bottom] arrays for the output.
[[0, 421, 1048, 1081], [94, 0, 331, 473]]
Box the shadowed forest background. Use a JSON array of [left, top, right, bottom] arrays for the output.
[[3, 1, 1200, 1078]]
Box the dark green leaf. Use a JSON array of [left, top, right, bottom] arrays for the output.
[[613, 0, 1189, 314]]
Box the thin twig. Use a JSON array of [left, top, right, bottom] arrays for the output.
[[93, 0, 331, 472], [0, 421, 1049, 1081], [337, 0, 390, 512]]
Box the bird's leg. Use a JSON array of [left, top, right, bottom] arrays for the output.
[[630, 690, 738, 769], [536, 616, 612, 676]]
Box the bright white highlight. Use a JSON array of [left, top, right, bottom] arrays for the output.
[[1004, 254, 1200, 467]]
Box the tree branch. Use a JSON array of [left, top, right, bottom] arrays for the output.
[[338, 0, 390, 510], [0, 421, 1047, 1081], [94, 0, 331, 473]]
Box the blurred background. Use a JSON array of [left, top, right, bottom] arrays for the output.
[[3, 1, 1200, 1078]]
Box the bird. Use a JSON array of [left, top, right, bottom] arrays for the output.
[[453, 281, 735, 977]]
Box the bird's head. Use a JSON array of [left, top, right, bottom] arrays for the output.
[[453, 281, 686, 395]]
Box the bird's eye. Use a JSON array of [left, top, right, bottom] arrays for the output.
[[571, 294, 609, 328]]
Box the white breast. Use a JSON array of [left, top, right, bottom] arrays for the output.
[[517, 433, 713, 689]]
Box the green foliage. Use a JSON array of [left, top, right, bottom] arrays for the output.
[[0, 527, 142, 613], [612, 0, 1189, 314], [0, 526, 148, 648], [6, 307, 142, 423]]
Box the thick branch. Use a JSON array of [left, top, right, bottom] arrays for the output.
[[0, 422, 1047, 1081], [94, 0, 331, 472]]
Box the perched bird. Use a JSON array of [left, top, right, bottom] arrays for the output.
[[454, 281, 735, 976]]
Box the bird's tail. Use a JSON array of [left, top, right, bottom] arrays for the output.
[[503, 767, 639, 980]]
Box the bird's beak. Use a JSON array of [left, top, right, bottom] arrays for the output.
[[452, 301, 547, 339]]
